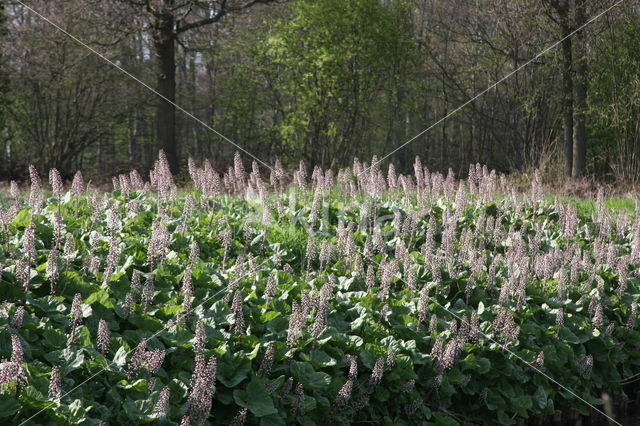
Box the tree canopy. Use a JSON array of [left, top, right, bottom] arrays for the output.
[[0, 0, 638, 183]]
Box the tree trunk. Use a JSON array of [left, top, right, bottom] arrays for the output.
[[0, 0, 9, 173], [557, 0, 574, 177], [572, 0, 588, 178], [153, 4, 179, 174]]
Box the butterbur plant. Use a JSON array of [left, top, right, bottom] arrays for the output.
[[369, 357, 385, 388], [28, 164, 42, 212], [69, 293, 83, 344], [185, 355, 217, 425], [4, 155, 640, 425], [71, 171, 84, 196], [264, 271, 277, 303], [334, 377, 354, 409], [142, 276, 155, 314], [153, 386, 170, 419], [10, 306, 25, 331], [48, 366, 62, 399], [0, 335, 26, 392], [188, 321, 203, 353], [127, 341, 165, 378], [293, 383, 305, 418], [131, 269, 142, 294], [258, 343, 275, 377], [127, 341, 148, 378], [97, 319, 110, 355], [580, 355, 594, 379], [49, 168, 64, 198], [123, 292, 135, 317], [626, 301, 638, 329], [231, 291, 245, 334], [46, 248, 59, 295], [230, 408, 248, 426]]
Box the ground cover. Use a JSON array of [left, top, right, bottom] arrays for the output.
[[1, 156, 639, 425]]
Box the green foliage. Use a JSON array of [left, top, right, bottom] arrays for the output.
[[263, 0, 416, 164], [588, 10, 640, 182], [0, 179, 639, 425]]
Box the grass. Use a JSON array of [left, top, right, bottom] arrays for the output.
[[545, 195, 637, 219]]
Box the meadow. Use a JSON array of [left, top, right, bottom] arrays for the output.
[[0, 153, 639, 425]]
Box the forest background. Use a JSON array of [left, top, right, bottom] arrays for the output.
[[1, 0, 639, 187]]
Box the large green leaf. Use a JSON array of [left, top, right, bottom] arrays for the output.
[[233, 377, 278, 417], [218, 352, 251, 387], [85, 289, 114, 309], [290, 362, 331, 390], [0, 394, 20, 418], [533, 386, 548, 410]]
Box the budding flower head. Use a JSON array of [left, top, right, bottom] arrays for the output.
[[319, 241, 333, 269], [406, 397, 423, 416], [281, 377, 294, 397], [71, 171, 84, 196], [556, 307, 564, 327], [11, 334, 23, 365], [438, 340, 459, 372], [47, 249, 59, 296], [428, 314, 438, 332], [189, 241, 200, 267], [417, 286, 430, 325], [28, 165, 42, 210], [23, 223, 36, 261], [258, 343, 275, 377], [334, 378, 354, 409], [63, 233, 74, 258], [145, 349, 166, 374], [153, 386, 170, 419], [147, 221, 170, 267], [403, 379, 415, 393], [49, 168, 64, 198], [579, 355, 593, 378], [97, 319, 110, 355], [627, 301, 638, 329], [0, 360, 24, 391], [345, 355, 358, 380], [128, 341, 147, 378], [369, 357, 385, 387], [592, 302, 603, 330], [194, 321, 206, 354], [142, 277, 155, 314], [264, 272, 277, 303], [131, 270, 142, 294], [386, 346, 396, 367], [123, 292, 135, 317], [10, 306, 25, 331], [71, 293, 83, 321], [230, 408, 248, 426], [533, 351, 544, 369], [293, 383, 305, 418], [366, 265, 375, 290], [185, 354, 217, 425], [49, 366, 62, 399], [231, 291, 245, 334], [10, 180, 19, 199], [69, 293, 83, 343]]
